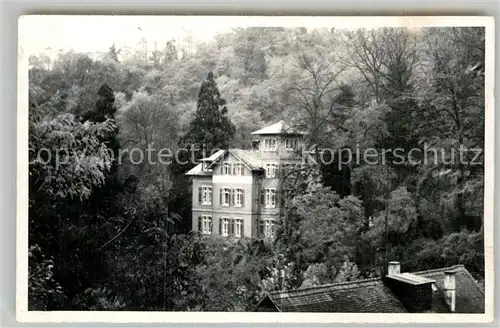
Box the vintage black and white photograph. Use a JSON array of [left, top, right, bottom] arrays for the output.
[[18, 15, 493, 322]]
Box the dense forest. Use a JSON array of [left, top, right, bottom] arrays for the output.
[[28, 27, 485, 311]]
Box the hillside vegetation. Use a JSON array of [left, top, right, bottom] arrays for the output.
[[28, 27, 484, 311]]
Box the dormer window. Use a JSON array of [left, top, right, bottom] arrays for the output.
[[263, 138, 277, 151]]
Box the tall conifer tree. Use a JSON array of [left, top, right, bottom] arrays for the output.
[[172, 72, 236, 231], [182, 72, 236, 159]]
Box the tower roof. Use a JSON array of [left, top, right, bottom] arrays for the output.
[[251, 121, 305, 136]]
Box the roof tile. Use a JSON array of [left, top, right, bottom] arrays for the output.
[[230, 149, 264, 170], [417, 265, 485, 313], [201, 149, 226, 161], [258, 265, 484, 313], [185, 163, 212, 176], [266, 278, 407, 313]]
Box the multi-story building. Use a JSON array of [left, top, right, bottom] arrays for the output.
[[186, 121, 309, 239]]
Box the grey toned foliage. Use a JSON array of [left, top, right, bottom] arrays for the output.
[[28, 26, 484, 310]]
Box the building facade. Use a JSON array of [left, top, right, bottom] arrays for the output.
[[186, 121, 307, 239]]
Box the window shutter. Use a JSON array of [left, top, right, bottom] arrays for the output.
[[220, 188, 223, 205], [230, 218, 235, 235], [198, 187, 202, 204], [198, 217, 202, 232], [241, 219, 244, 237], [209, 219, 213, 235], [219, 218, 222, 236], [241, 190, 245, 206], [260, 189, 265, 205]]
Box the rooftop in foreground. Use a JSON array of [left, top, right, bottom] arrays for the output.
[[255, 264, 484, 313]]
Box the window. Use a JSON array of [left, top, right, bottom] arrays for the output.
[[234, 218, 243, 237], [198, 215, 212, 234], [259, 219, 275, 238], [265, 188, 276, 208], [266, 163, 278, 178], [285, 138, 297, 150], [235, 188, 244, 207], [219, 188, 244, 207], [221, 188, 231, 206], [200, 186, 212, 205], [264, 138, 277, 151], [222, 162, 243, 175], [223, 162, 231, 175], [233, 163, 243, 176], [265, 220, 275, 237], [221, 217, 229, 236], [218, 218, 243, 238]]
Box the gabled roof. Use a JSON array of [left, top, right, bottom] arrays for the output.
[[185, 163, 212, 176], [414, 265, 485, 313], [186, 149, 265, 176], [229, 149, 264, 170], [256, 265, 484, 313], [258, 277, 407, 313], [251, 121, 305, 135], [186, 150, 227, 176], [201, 149, 225, 162]]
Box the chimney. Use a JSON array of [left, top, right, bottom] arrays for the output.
[[444, 270, 457, 312], [388, 261, 401, 276], [383, 262, 435, 312]]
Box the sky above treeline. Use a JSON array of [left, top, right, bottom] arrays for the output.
[[20, 15, 476, 59], [20, 16, 235, 57]]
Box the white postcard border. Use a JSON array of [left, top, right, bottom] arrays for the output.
[[16, 15, 495, 323]]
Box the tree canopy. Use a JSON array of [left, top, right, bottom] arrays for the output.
[[28, 26, 485, 311]]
